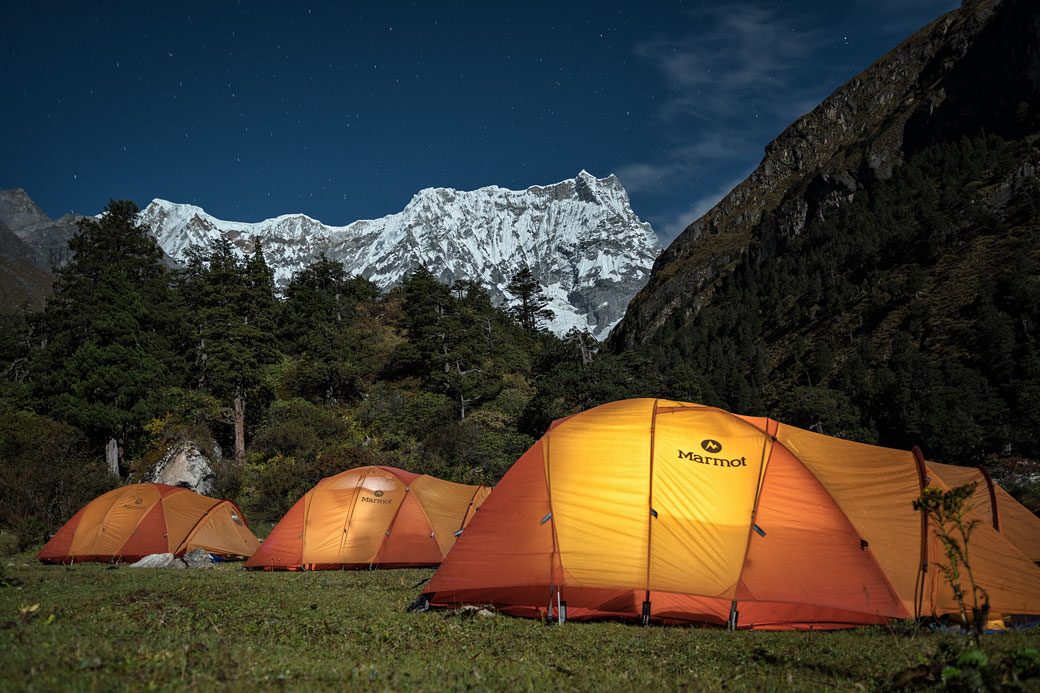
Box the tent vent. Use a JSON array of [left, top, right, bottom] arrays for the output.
[[860, 539, 869, 550], [753, 524, 766, 537], [650, 508, 658, 518], [454, 529, 464, 537], [540, 512, 553, 524]]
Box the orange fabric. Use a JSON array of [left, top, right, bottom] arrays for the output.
[[775, 424, 925, 617], [179, 500, 260, 557], [426, 398, 1040, 629], [992, 485, 1040, 562], [36, 484, 261, 563], [927, 461, 1040, 562], [249, 496, 306, 568], [919, 470, 1040, 616], [245, 466, 489, 570], [736, 442, 906, 618], [373, 491, 444, 566], [425, 441, 556, 588]]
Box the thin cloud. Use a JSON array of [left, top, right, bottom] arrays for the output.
[[654, 174, 749, 246], [616, 140, 741, 195], [618, 3, 848, 234], [634, 5, 828, 121]]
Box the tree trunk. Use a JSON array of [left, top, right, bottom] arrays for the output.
[[233, 390, 246, 464], [105, 437, 120, 477]]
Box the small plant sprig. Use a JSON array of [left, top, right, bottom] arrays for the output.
[[913, 482, 989, 647]]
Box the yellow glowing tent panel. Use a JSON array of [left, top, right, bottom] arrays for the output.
[[36, 483, 260, 563], [422, 399, 1040, 629], [246, 466, 490, 570]]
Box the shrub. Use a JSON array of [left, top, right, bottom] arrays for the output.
[[0, 407, 117, 550]]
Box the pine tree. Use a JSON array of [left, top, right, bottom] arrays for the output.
[[505, 266, 555, 332], [183, 236, 279, 463], [278, 254, 379, 403], [32, 200, 176, 473]]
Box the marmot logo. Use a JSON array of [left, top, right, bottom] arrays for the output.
[[679, 449, 747, 468], [701, 439, 722, 453], [135, 499, 143, 504], [362, 490, 393, 504]]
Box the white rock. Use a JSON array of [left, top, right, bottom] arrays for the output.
[[148, 441, 218, 495]]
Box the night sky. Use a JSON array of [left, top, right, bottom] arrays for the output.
[[3, 0, 957, 245]]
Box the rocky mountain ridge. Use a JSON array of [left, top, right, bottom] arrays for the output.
[[140, 171, 661, 338], [0, 189, 87, 310], [610, 0, 1038, 347]]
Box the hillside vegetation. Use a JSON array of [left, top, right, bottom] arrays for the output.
[[639, 134, 1040, 472]]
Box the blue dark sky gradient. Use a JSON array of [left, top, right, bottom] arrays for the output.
[[3, 1, 957, 244]]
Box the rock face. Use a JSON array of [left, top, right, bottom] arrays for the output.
[[610, 0, 1040, 348], [147, 441, 219, 496], [138, 171, 661, 339], [0, 189, 84, 271], [0, 189, 89, 311]]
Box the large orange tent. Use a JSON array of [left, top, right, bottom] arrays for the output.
[[37, 483, 260, 563], [419, 398, 1040, 630], [246, 465, 490, 570]]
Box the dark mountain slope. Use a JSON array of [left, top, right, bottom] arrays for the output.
[[612, 0, 1039, 349], [608, 0, 1040, 465]]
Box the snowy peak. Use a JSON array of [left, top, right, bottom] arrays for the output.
[[139, 172, 661, 339]]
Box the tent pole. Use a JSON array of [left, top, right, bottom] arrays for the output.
[[911, 446, 931, 620], [976, 465, 1001, 531], [729, 601, 738, 631]]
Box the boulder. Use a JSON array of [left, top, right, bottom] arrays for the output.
[[148, 441, 219, 495], [130, 553, 185, 569], [181, 548, 214, 569]]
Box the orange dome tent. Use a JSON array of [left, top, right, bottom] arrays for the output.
[[36, 483, 260, 563], [418, 399, 1040, 630], [246, 466, 490, 570]]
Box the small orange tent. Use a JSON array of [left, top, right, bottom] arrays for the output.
[[420, 399, 1040, 629], [246, 466, 490, 570], [36, 483, 260, 563]]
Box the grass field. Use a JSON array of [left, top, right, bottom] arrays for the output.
[[2, 554, 1039, 691]]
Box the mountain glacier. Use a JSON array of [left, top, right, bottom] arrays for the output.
[[138, 171, 661, 339]]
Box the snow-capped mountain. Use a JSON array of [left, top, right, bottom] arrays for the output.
[[139, 171, 661, 339]]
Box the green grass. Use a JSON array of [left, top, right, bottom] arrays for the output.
[[1, 554, 1038, 691]]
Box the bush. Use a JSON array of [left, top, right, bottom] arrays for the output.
[[0, 407, 117, 550], [0, 530, 18, 556], [251, 398, 358, 460]]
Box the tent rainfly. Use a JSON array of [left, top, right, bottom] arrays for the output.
[[246, 465, 490, 570], [417, 398, 1040, 630], [37, 483, 260, 563]]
